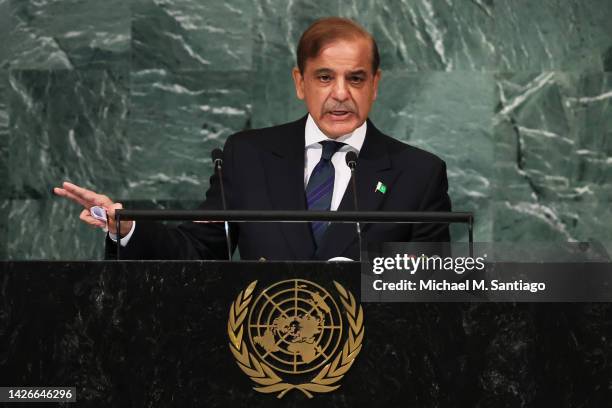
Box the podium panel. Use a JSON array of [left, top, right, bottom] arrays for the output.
[[1, 261, 611, 406]]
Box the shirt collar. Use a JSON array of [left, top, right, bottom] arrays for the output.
[[304, 114, 367, 153]]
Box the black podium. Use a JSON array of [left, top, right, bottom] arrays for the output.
[[1, 261, 611, 407]]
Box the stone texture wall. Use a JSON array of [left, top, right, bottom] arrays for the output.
[[1, 0, 611, 259]]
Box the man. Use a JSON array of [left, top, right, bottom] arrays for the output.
[[54, 17, 451, 260]]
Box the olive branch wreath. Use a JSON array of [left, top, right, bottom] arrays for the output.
[[227, 280, 364, 399]]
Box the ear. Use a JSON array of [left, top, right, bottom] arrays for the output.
[[292, 67, 305, 100], [372, 69, 382, 100]]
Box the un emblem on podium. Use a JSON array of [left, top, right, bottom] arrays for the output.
[[227, 279, 364, 399]]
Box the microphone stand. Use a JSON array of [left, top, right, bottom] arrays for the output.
[[212, 149, 233, 261], [345, 152, 363, 262]]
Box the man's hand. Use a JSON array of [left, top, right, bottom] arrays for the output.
[[53, 181, 133, 237]]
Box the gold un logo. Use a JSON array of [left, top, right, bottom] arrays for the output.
[[227, 279, 364, 399]]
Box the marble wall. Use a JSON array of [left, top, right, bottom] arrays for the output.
[[1, 0, 611, 259]]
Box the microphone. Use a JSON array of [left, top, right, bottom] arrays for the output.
[[345, 151, 363, 261], [211, 148, 232, 260], [345, 151, 357, 170], [212, 148, 224, 168]]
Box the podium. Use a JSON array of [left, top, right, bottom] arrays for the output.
[[2, 261, 611, 406]]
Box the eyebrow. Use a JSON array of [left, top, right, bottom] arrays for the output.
[[347, 70, 367, 76], [313, 68, 333, 75], [312, 68, 369, 76]]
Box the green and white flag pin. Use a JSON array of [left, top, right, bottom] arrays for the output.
[[375, 181, 387, 194]]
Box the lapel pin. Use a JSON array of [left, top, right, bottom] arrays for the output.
[[375, 181, 387, 194]]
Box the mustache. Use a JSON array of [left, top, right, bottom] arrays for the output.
[[323, 102, 356, 113]]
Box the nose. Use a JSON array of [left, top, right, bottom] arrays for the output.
[[331, 77, 349, 101]]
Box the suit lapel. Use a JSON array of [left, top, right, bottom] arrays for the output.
[[315, 121, 401, 260], [261, 116, 316, 259]]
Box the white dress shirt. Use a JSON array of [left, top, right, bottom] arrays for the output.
[[110, 114, 367, 246]]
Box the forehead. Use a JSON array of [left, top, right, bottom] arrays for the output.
[[306, 38, 373, 72]]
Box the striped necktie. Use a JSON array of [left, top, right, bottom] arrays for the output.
[[306, 141, 345, 247]]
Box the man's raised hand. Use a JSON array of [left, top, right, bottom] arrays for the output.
[[53, 181, 132, 237]]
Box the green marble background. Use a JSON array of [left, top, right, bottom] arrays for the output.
[[1, 0, 611, 260]]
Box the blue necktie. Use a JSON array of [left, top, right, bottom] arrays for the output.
[[306, 141, 345, 247]]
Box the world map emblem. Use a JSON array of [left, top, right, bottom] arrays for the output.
[[227, 279, 364, 398]]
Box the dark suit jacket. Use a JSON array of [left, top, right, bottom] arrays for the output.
[[106, 116, 451, 260]]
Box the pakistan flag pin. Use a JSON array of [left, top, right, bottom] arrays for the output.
[[375, 181, 387, 194]]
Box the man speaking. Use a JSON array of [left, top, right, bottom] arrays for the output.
[[53, 17, 451, 260]]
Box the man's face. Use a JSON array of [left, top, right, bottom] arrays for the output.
[[292, 38, 381, 138]]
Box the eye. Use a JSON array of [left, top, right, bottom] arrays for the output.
[[318, 74, 332, 83], [349, 75, 365, 84]]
